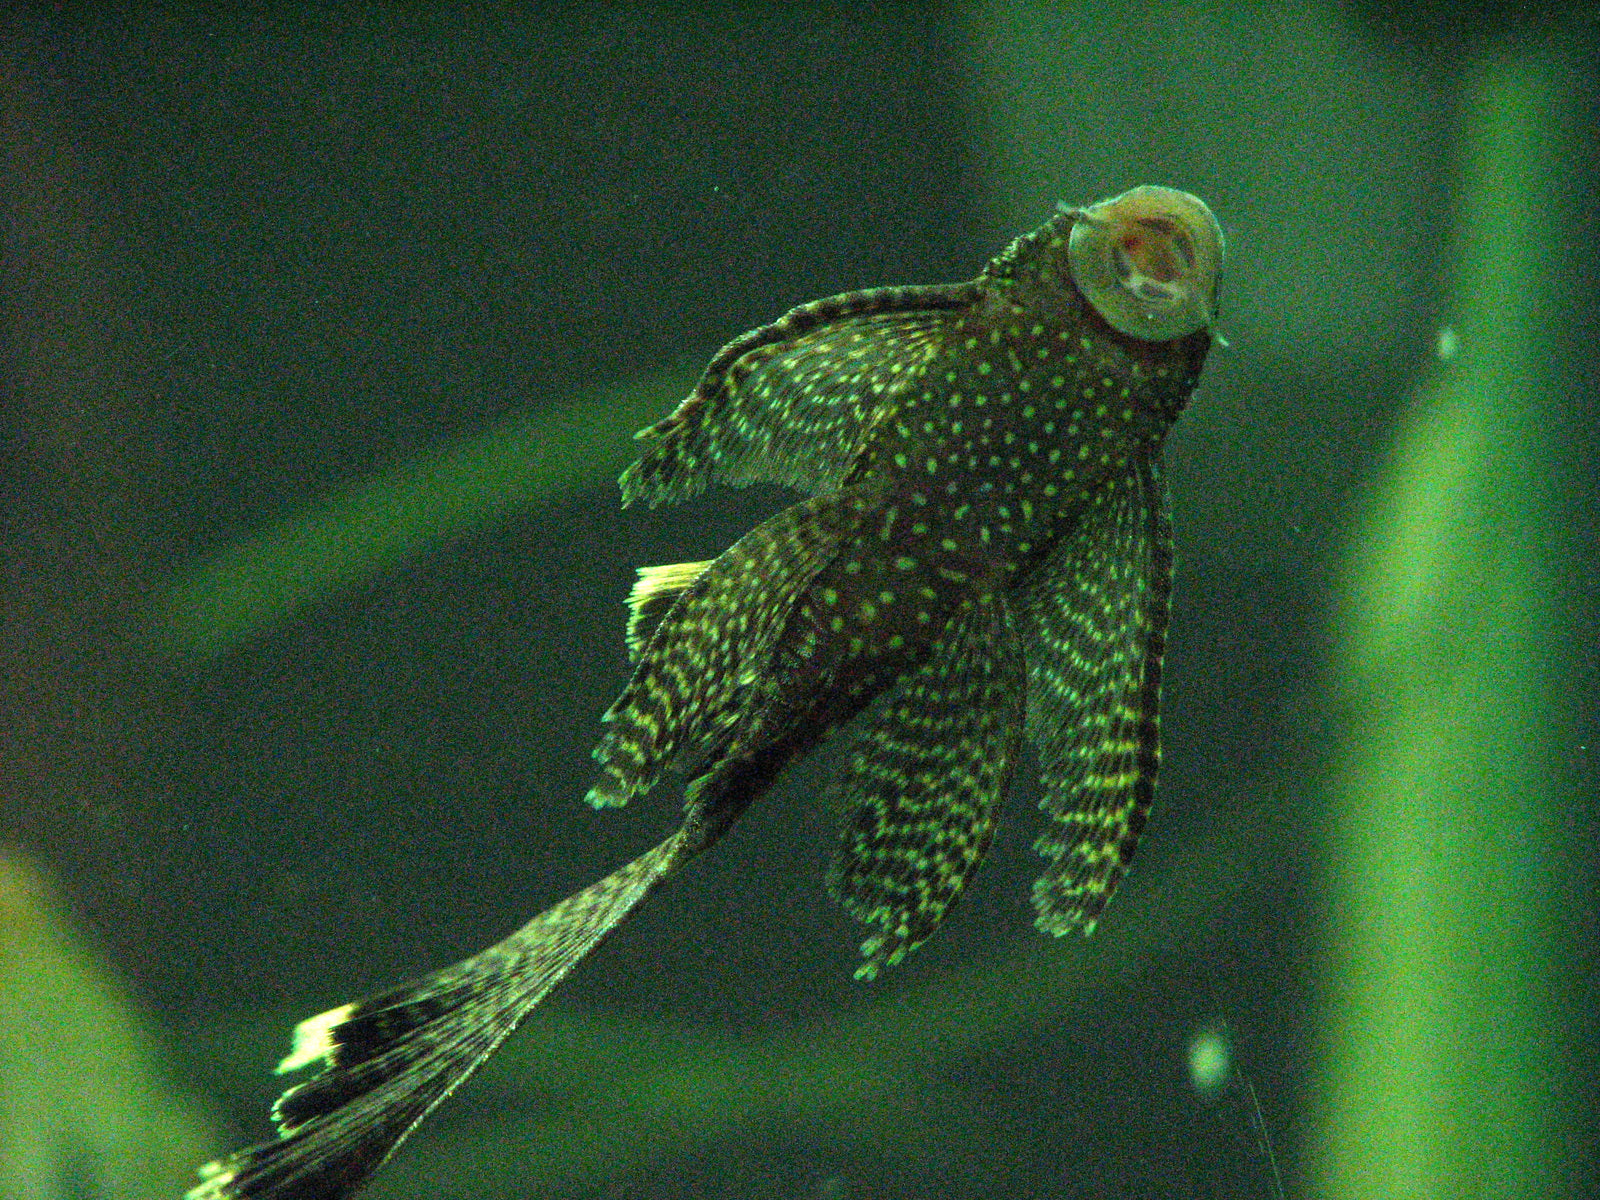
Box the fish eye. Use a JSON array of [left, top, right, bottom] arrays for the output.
[[1067, 186, 1224, 341]]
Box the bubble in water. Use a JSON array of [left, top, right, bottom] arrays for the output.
[[1188, 1024, 1233, 1097]]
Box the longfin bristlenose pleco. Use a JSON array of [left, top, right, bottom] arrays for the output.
[[190, 185, 1225, 1200]]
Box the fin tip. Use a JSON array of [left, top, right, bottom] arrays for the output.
[[276, 1001, 356, 1074], [185, 1161, 236, 1200], [584, 786, 627, 810], [1032, 910, 1099, 939]]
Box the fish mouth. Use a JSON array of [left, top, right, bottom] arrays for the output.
[[1061, 186, 1225, 342]]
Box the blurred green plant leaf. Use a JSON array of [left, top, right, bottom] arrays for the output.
[[152, 368, 698, 665]]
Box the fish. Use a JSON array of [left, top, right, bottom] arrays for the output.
[[188, 184, 1225, 1200]]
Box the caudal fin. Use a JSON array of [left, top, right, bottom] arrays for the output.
[[188, 831, 689, 1200]]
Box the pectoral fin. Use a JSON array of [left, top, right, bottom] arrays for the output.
[[1019, 456, 1172, 935], [620, 283, 976, 506]]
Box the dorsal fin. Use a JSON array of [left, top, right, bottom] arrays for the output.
[[625, 560, 713, 661]]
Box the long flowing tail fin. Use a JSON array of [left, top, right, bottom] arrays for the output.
[[188, 831, 689, 1200]]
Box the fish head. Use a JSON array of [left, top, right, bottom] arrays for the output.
[[1063, 185, 1225, 343]]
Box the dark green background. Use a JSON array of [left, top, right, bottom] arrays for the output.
[[2, 5, 1594, 1198]]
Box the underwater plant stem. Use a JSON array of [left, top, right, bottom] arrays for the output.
[[1314, 50, 1576, 1200]]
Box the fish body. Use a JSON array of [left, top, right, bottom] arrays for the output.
[[190, 186, 1224, 1200], [594, 189, 1216, 968]]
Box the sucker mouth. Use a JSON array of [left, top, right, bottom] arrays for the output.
[[1064, 185, 1224, 341]]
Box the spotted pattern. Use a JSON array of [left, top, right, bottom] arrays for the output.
[[599, 205, 1214, 971], [1019, 457, 1172, 933], [622, 288, 972, 505], [828, 592, 1024, 978], [587, 492, 864, 808], [182, 197, 1222, 1200]]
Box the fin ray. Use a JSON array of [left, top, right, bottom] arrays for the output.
[[187, 831, 694, 1200], [827, 593, 1025, 978], [620, 284, 976, 506], [625, 559, 713, 661], [1018, 456, 1173, 934], [589, 491, 866, 808]]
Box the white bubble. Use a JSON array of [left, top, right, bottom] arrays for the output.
[[1436, 326, 1459, 360]]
